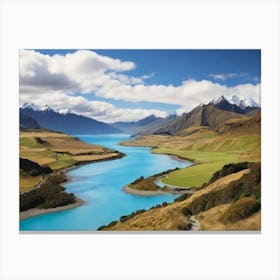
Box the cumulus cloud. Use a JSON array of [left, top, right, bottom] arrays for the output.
[[20, 92, 168, 123], [20, 50, 261, 122], [96, 79, 260, 113]]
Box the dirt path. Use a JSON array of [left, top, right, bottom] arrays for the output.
[[190, 215, 200, 231]]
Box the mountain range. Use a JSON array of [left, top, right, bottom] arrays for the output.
[[111, 114, 177, 134], [20, 95, 260, 135], [20, 105, 122, 134], [133, 95, 260, 135]]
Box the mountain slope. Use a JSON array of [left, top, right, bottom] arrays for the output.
[[20, 112, 40, 129], [213, 95, 260, 115], [220, 113, 261, 136], [112, 114, 177, 134], [152, 104, 247, 135], [99, 162, 261, 231], [20, 106, 122, 135], [212, 96, 244, 114]]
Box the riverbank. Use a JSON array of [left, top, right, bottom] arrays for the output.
[[123, 184, 195, 196], [20, 151, 126, 221], [19, 134, 194, 230], [20, 197, 85, 221], [123, 185, 167, 196], [120, 131, 261, 189]]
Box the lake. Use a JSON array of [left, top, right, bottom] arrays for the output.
[[20, 134, 191, 231]]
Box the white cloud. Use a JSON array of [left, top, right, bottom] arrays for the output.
[[20, 91, 168, 123], [209, 72, 248, 81], [141, 73, 154, 80], [20, 50, 261, 122], [95, 79, 260, 113]]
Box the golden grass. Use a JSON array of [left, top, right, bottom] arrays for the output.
[[20, 131, 106, 154], [20, 176, 41, 193], [20, 130, 121, 189], [197, 204, 261, 231], [104, 169, 249, 231], [72, 153, 119, 162], [25, 157, 56, 165], [20, 130, 112, 169], [20, 131, 65, 138]]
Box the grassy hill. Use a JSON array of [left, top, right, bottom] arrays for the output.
[[121, 113, 260, 188], [99, 162, 261, 231], [20, 130, 123, 192]]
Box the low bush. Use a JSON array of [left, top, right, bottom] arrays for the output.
[[174, 193, 193, 202], [221, 197, 261, 224], [20, 158, 52, 177], [181, 207, 192, 216], [20, 173, 75, 211], [177, 223, 192, 230]]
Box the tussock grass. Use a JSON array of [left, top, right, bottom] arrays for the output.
[[20, 176, 41, 193], [221, 197, 261, 224]]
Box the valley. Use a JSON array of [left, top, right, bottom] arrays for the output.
[[98, 98, 261, 231], [19, 95, 261, 231]]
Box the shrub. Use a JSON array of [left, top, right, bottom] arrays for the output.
[[131, 176, 144, 185], [20, 158, 52, 176], [202, 162, 250, 188], [20, 173, 75, 211], [181, 207, 192, 216], [177, 223, 192, 230], [221, 197, 261, 224], [174, 193, 193, 202]]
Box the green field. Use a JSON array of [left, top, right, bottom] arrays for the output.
[[153, 148, 240, 187], [48, 153, 76, 170], [20, 137, 42, 148], [153, 148, 243, 188]]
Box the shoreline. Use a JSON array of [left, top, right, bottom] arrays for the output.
[[123, 184, 195, 197], [20, 138, 195, 221], [20, 197, 85, 221], [120, 138, 197, 164], [123, 185, 168, 196]]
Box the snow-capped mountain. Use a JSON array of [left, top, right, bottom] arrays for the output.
[[210, 95, 260, 115], [20, 102, 41, 111], [238, 97, 260, 109], [20, 104, 122, 134], [212, 95, 260, 109]]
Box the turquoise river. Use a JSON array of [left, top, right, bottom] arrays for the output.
[[20, 134, 191, 231]]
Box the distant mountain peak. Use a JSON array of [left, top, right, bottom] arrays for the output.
[[41, 104, 55, 112], [20, 102, 40, 111], [212, 95, 226, 105], [142, 114, 158, 121], [239, 97, 260, 109], [210, 95, 260, 109]]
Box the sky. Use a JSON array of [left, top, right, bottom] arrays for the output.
[[20, 49, 261, 123]]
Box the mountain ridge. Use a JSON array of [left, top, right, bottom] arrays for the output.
[[20, 106, 122, 135]]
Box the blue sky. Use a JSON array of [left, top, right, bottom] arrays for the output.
[[36, 49, 260, 85], [20, 49, 261, 122]]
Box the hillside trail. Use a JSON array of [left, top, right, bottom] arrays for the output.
[[190, 215, 200, 231]]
